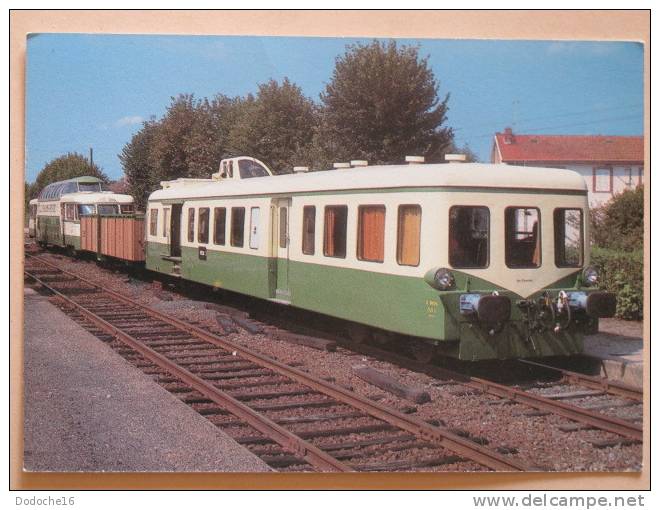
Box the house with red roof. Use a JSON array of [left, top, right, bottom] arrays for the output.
[[491, 128, 644, 207]]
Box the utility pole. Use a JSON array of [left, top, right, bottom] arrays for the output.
[[512, 99, 520, 131], [89, 147, 94, 168]]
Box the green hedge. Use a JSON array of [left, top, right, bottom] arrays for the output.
[[590, 247, 644, 320]]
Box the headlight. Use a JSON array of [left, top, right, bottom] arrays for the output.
[[434, 268, 455, 290], [582, 265, 599, 287], [424, 267, 456, 291]]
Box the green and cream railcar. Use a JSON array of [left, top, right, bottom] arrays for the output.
[[146, 157, 615, 361], [35, 176, 135, 252]]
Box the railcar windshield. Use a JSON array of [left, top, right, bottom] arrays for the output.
[[97, 204, 120, 215], [62, 182, 77, 194], [238, 159, 269, 178], [505, 207, 541, 268], [78, 182, 102, 192], [78, 204, 96, 215], [554, 208, 583, 267], [120, 204, 134, 214], [449, 206, 489, 268]]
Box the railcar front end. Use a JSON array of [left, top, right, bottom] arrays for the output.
[[421, 193, 617, 361]]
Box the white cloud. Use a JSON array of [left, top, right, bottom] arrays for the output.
[[114, 115, 144, 127]]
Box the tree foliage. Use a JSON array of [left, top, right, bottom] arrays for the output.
[[227, 79, 317, 173], [26, 152, 107, 207], [319, 40, 452, 165], [590, 186, 645, 321], [591, 186, 644, 251], [118, 39, 459, 200], [119, 119, 161, 211]]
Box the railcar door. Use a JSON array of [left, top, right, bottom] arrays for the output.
[[170, 203, 182, 257], [272, 198, 292, 302]]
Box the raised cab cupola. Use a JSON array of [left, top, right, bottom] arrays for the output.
[[212, 156, 273, 181]]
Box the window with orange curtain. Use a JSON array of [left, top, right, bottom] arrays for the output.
[[357, 205, 385, 262], [323, 205, 348, 258], [302, 206, 316, 255], [397, 205, 421, 266]]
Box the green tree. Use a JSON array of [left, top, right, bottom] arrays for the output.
[[119, 118, 161, 210], [227, 79, 317, 173], [27, 152, 107, 204], [591, 186, 644, 251], [185, 95, 243, 178], [319, 40, 453, 165], [148, 94, 200, 182]]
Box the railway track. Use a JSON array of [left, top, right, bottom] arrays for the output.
[[345, 343, 643, 443], [254, 309, 643, 444], [24, 253, 527, 472]]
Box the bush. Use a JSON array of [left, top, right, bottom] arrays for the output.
[[590, 247, 643, 320], [591, 186, 644, 251]]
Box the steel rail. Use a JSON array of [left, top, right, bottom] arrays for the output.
[[347, 342, 643, 441], [341, 339, 644, 441], [25, 254, 527, 471], [25, 268, 351, 473], [517, 359, 643, 402]]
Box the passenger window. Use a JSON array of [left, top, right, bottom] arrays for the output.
[[64, 203, 76, 221], [554, 208, 583, 267], [213, 207, 226, 245], [149, 208, 158, 236], [163, 208, 170, 238], [78, 204, 95, 216], [505, 207, 541, 268], [198, 208, 210, 244], [449, 206, 489, 268], [357, 205, 385, 262], [323, 206, 348, 258], [97, 204, 120, 215], [302, 206, 316, 255], [397, 205, 421, 266], [279, 207, 288, 248], [231, 207, 245, 247], [187, 208, 195, 243]]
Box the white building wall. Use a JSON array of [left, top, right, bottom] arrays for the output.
[[550, 164, 643, 208]]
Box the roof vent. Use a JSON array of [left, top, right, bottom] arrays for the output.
[[333, 162, 351, 169], [405, 156, 425, 164], [350, 160, 368, 167], [293, 166, 309, 173], [445, 154, 467, 163]]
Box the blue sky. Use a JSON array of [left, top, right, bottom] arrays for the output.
[[26, 34, 643, 182]]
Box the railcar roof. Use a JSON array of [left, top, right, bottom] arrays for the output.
[[148, 163, 587, 202]]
